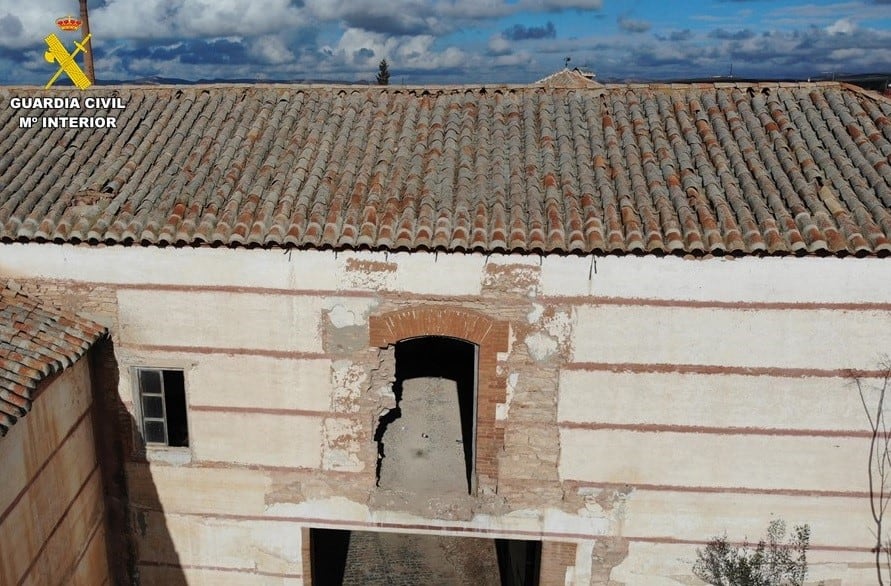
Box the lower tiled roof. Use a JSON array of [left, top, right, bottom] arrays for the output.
[[1, 81, 891, 256], [0, 284, 106, 436]]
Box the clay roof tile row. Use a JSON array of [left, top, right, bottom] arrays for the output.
[[1, 78, 891, 256], [0, 284, 106, 436]]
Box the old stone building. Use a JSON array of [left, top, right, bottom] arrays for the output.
[[2, 71, 891, 584]]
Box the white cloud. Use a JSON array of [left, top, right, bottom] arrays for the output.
[[326, 27, 468, 71], [250, 36, 296, 65], [304, 0, 602, 33], [0, 1, 78, 48], [488, 34, 511, 56], [91, 0, 306, 40], [826, 17, 857, 35]]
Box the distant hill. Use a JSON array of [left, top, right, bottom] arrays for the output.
[[645, 72, 891, 94], [41, 72, 891, 93], [44, 75, 370, 87], [95, 75, 370, 86]]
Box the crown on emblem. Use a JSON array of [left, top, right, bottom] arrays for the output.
[[56, 16, 82, 32]]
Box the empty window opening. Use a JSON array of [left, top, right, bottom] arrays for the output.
[[135, 368, 189, 447], [309, 529, 537, 586], [375, 336, 477, 494]]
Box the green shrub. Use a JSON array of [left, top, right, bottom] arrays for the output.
[[693, 519, 810, 586]]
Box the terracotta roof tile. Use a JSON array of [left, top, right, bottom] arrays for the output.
[[0, 284, 106, 436], [1, 82, 891, 256]]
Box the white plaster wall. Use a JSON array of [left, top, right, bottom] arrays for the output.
[[127, 463, 271, 517], [140, 511, 304, 575], [117, 290, 326, 353], [571, 304, 891, 370], [540, 254, 891, 303], [560, 428, 862, 491], [190, 411, 323, 468], [617, 490, 866, 546], [0, 244, 486, 296], [558, 371, 866, 431], [188, 356, 333, 412], [2, 243, 890, 304]]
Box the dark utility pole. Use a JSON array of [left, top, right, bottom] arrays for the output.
[[79, 0, 95, 83]]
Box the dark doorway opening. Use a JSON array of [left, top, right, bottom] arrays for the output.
[[496, 539, 542, 586], [310, 528, 351, 586], [375, 336, 477, 494], [309, 529, 540, 586]]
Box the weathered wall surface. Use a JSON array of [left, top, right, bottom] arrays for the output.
[[3, 243, 891, 585], [0, 358, 111, 585]]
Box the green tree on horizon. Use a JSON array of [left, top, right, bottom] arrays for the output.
[[376, 59, 390, 85]]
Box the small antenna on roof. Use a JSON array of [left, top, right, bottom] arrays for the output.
[[564, 56, 571, 69]]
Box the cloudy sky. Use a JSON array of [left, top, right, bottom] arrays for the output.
[[0, 0, 889, 85]]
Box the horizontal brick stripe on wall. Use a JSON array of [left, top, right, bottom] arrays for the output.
[[565, 479, 871, 499], [122, 343, 329, 360], [563, 361, 891, 379], [23, 278, 891, 313], [557, 421, 875, 438]]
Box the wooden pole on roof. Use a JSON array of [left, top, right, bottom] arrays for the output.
[[79, 0, 95, 83]]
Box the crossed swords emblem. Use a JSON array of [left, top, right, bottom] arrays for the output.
[[44, 33, 92, 90]]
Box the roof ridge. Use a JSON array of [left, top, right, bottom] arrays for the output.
[[0, 80, 848, 93]]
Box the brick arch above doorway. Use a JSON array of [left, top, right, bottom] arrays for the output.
[[369, 307, 510, 494]]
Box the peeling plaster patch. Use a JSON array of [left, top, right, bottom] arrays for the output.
[[527, 303, 544, 324], [496, 373, 519, 420], [591, 537, 630, 585], [483, 264, 541, 296], [323, 301, 374, 354], [323, 418, 364, 472], [574, 541, 595, 586], [507, 323, 517, 355], [266, 476, 305, 506], [577, 486, 634, 520], [582, 493, 606, 517], [370, 346, 397, 414], [526, 331, 558, 362], [345, 258, 397, 273], [331, 360, 366, 413], [266, 497, 371, 520], [542, 310, 572, 345], [343, 258, 396, 290], [326, 303, 364, 328], [542, 508, 610, 536]]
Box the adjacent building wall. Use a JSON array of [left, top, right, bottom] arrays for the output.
[[0, 358, 111, 585], [3, 243, 891, 585]]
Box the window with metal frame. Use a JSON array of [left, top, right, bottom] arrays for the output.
[[136, 368, 189, 447]]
